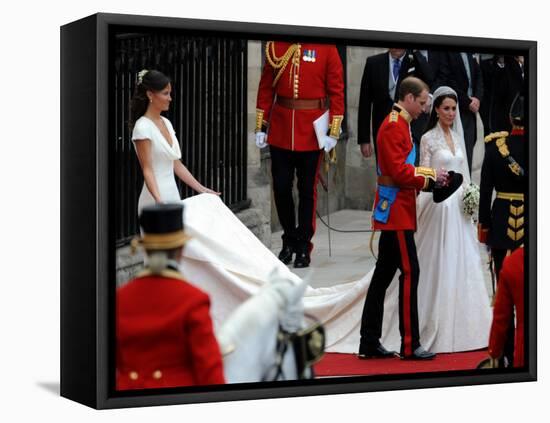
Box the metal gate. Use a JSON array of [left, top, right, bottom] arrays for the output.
[[113, 33, 248, 245]]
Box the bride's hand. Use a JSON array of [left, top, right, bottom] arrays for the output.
[[435, 168, 449, 187]]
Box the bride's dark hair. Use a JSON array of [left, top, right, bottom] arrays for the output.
[[423, 93, 458, 134], [128, 70, 171, 132]]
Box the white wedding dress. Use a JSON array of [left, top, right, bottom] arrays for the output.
[[132, 116, 182, 212], [412, 123, 492, 351]]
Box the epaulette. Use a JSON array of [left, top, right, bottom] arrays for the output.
[[389, 110, 399, 123], [484, 131, 509, 143]]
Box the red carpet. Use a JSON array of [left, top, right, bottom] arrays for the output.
[[314, 350, 487, 377]]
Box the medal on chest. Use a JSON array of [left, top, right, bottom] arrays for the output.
[[302, 49, 316, 62]]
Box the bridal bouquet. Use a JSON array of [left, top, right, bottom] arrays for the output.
[[462, 182, 480, 219]]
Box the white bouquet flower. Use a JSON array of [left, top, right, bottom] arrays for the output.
[[462, 182, 480, 219]]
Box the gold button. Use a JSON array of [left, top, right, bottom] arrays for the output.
[[152, 370, 163, 380], [129, 371, 139, 380]]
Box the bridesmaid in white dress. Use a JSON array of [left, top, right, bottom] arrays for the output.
[[129, 69, 219, 213]]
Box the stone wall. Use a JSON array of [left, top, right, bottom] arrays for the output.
[[344, 46, 386, 210], [245, 40, 272, 247]]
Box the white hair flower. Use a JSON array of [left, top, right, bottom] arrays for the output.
[[137, 69, 149, 84]]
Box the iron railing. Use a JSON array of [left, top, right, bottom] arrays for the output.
[[113, 34, 248, 245]]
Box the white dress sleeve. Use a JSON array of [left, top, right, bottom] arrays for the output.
[[419, 133, 433, 168], [132, 118, 152, 141]]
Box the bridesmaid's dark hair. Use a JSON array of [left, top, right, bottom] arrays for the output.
[[128, 70, 171, 132], [423, 93, 458, 134]]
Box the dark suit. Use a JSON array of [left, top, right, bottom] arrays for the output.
[[441, 52, 483, 173], [424, 50, 446, 91], [358, 50, 434, 159], [480, 56, 524, 135], [413, 50, 446, 148]]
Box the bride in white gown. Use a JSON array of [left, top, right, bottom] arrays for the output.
[[128, 72, 491, 354], [413, 86, 491, 351]]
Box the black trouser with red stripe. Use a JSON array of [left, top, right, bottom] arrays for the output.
[[270, 145, 323, 252], [360, 230, 420, 356]]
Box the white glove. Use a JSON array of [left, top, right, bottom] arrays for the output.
[[321, 135, 337, 153], [255, 131, 268, 149]]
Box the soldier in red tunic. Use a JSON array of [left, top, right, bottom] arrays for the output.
[[488, 246, 525, 368], [255, 41, 345, 268], [116, 203, 225, 390], [358, 77, 452, 361]]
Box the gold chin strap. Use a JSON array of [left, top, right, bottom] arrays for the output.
[[130, 230, 191, 253]]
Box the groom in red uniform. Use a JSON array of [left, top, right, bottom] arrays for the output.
[[358, 77, 449, 360], [255, 41, 345, 268]]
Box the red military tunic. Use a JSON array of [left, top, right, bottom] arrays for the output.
[[488, 247, 525, 367], [256, 42, 345, 151], [116, 270, 225, 390], [373, 105, 435, 231]]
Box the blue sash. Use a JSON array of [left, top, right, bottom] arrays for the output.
[[373, 143, 416, 224]]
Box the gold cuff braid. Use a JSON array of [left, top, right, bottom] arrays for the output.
[[255, 109, 265, 132], [329, 115, 343, 139], [415, 167, 436, 190], [415, 167, 436, 180]]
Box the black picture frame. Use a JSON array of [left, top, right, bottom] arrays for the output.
[[60, 12, 537, 409]]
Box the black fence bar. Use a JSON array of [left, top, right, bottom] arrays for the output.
[[114, 34, 248, 245]]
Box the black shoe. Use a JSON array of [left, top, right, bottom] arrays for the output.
[[358, 344, 398, 359], [293, 251, 311, 268], [278, 244, 294, 265], [401, 346, 436, 360]]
